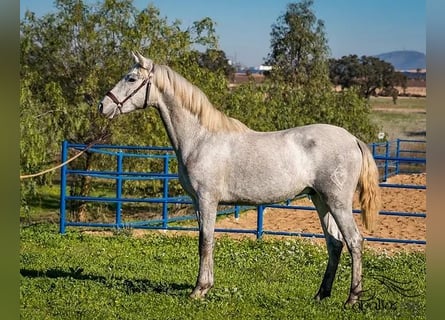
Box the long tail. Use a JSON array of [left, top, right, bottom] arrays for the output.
[[356, 139, 381, 232]]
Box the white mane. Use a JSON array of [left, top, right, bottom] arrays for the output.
[[151, 64, 251, 133]]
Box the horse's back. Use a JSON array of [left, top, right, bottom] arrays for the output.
[[207, 124, 362, 204], [256, 123, 363, 198]]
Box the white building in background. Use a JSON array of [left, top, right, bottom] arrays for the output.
[[258, 65, 272, 71]]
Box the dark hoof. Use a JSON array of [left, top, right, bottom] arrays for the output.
[[314, 290, 331, 302]]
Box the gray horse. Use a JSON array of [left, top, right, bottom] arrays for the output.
[[99, 52, 381, 305]]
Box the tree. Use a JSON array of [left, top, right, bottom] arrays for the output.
[[329, 54, 408, 98], [235, 0, 378, 142], [194, 49, 235, 80], [392, 71, 408, 96], [328, 54, 363, 89], [20, 0, 227, 216], [266, 0, 330, 87]]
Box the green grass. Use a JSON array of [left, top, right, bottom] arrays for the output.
[[21, 224, 425, 319], [369, 96, 426, 110], [371, 111, 426, 141], [369, 96, 426, 141]]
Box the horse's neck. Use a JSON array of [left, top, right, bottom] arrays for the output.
[[157, 98, 206, 160]]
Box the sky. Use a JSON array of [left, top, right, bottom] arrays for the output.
[[20, 0, 426, 67]]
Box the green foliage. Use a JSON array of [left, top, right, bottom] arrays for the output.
[[20, 225, 426, 319], [194, 49, 236, 80], [329, 54, 408, 98], [225, 81, 377, 142], [266, 0, 330, 87], [20, 0, 228, 207]]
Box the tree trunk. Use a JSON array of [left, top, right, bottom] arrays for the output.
[[76, 152, 93, 222]]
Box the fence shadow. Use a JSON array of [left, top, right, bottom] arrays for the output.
[[407, 131, 426, 137], [20, 268, 193, 295]]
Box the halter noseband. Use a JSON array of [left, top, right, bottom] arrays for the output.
[[106, 67, 154, 112]]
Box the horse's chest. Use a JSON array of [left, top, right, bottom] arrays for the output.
[[177, 162, 198, 199]]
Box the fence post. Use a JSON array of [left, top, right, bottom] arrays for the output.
[[59, 140, 68, 234], [396, 139, 401, 174], [162, 153, 170, 229], [115, 151, 123, 228], [257, 205, 264, 239], [384, 141, 390, 181], [234, 205, 240, 220]]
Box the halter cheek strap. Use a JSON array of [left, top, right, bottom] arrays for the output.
[[142, 76, 152, 109]]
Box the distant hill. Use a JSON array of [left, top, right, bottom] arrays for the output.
[[375, 50, 426, 71]]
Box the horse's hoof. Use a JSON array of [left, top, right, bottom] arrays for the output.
[[189, 291, 204, 299], [314, 290, 331, 302], [344, 296, 360, 307], [189, 285, 212, 299]]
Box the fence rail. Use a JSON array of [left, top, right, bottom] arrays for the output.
[[59, 140, 426, 245], [370, 139, 426, 181]]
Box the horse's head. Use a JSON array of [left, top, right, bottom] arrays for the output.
[[98, 52, 156, 118]]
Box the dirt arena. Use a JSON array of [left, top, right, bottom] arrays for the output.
[[214, 173, 426, 253]]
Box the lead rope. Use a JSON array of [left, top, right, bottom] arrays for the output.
[[20, 141, 96, 180], [18, 130, 114, 180]]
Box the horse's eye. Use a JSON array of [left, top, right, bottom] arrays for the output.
[[128, 77, 137, 83]]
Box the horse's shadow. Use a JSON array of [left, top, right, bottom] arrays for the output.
[[20, 268, 193, 296]]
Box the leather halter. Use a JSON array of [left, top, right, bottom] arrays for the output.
[[105, 67, 154, 112]]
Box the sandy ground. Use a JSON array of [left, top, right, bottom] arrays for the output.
[[214, 173, 426, 253]]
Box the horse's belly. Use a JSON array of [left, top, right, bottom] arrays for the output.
[[223, 173, 308, 205]]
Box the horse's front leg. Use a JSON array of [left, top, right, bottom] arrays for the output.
[[190, 197, 218, 299]]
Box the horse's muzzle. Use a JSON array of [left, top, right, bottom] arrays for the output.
[[98, 102, 118, 119]]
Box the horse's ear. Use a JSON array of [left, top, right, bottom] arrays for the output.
[[132, 51, 139, 63], [134, 51, 153, 71]]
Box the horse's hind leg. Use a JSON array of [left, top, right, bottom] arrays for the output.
[[189, 196, 218, 299], [312, 193, 344, 301], [328, 201, 364, 305]]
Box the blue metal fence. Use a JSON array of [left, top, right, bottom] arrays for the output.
[[369, 139, 426, 181], [59, 140, 426, 245]]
